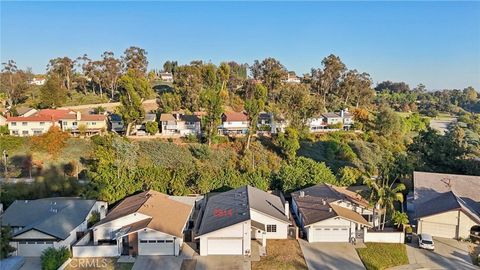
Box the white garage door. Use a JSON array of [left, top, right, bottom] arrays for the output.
[[420, 221, 457, 238], [17, 241, 54, 257], [312, 227, 350, 242], [138, 239, 175, 255], [207, 238, 243, 255]]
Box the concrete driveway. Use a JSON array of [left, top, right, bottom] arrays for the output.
[[19, 257, 41, 270], [195, 255, 251, 270], [132, 255, 186, 270], [299, 239, 365, 270], [405, 237, 478, 270]]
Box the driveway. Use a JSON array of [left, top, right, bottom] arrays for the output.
[[195, 255, 251, 270], [404, 237, 478, 270], [299, 239, 365, 270], [133, 255, 186, 270], [19, 257, 41, 270]]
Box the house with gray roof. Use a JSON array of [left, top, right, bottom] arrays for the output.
[[0, 198, 107, 257], [307, 108, 354, 132], [413, 171, 480, 239], [291, 183, 375, 243], [194, 186, 290, 256], [159, 111, 201, 136]]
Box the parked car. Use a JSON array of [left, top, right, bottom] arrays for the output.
[[418, 233, 435, 250]]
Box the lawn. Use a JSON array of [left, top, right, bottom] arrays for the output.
[[252, 240, 308, 270], [356, 243, 409, 270], [65, 258, 134, 270]]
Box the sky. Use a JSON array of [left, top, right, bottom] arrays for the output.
[[1, 1, 480, 90]]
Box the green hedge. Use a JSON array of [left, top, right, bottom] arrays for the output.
[[41, 247, 70, 270]]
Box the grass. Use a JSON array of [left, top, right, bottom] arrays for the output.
[[252, 240, 308, 270], [65, 258, 134, 270], [356, 243, 408, 270]]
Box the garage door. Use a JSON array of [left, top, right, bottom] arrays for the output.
[[138, 239, 175, 255], [207, 238, 243, 255], [312, 227, 350, 242], [420, 221, 457, 238], [17, 241, 54, 257]]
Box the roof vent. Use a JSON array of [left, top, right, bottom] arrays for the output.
[[328, 207, 332, 213], [300, 191, 305, 197], [322, 199, 326, 205]]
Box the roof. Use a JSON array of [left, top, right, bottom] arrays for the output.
[[223, 111, 248, 122], [15, 107, 37, 116], [37, 109, 76, 120], [414, 191, 480, 223], [1, 198, 98, 240], [109, 114, 123, 122], [95, 190, 193, 238], [291, 184, 371, 226], [143, 114, 156, 122], [196, 186, 289, 236], [159, 113, 176, 122], [413, 172, 480, 219], [180, 114, 200, 123], [322, 112, 341, 118], [80, 114, 106, 121]]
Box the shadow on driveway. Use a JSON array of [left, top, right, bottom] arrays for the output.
[[298, 239, 365, 270]]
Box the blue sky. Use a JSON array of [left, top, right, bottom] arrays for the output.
[[1, 1, 479, 90]]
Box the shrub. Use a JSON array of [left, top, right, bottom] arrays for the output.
[[0, 226, 16, 259], [87, 210, 100, 227], [0, 125, 8, 135], [41, 247, 70, 270], [145, 121, 159, 135]]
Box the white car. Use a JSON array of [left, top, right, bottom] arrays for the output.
[[418, 233, 435, 250]]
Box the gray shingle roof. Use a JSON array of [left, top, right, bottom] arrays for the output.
[[196, 186, 288, 236], [1, 198, 97, 240]]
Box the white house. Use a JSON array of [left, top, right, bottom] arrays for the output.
[[159, 112, 201, 136], [413, 171, 480, 239], [219, 111, 249, 136], [0, 114, 6, 126], [1, 198, 107, 257], [74, 190, 194, 257], [307, 109, 354, 132], [285, 71, 301, 83], [292, 184, 375, 243], [195, 186, 290, 256], [159, 72, 174, 83], [29, 77, 46, 86]]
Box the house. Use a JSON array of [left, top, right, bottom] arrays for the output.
[[133, 113, 157, 135], [285, 71, 301, 83], [84, 190, 194, 257], [195, 186, 290, 256], [108, 113, 125, 133], [14, 107, 38, 117], [0, 198, 107, 257], [6, 109, 107, 137], [291, 184, 375, 243], [307, 109, 354, 132], [159, 72, 174, 83], [413, 171, 480, 239], [219, 111, 249, 136], [159, 112, 201, 136], [257, 112, 288, 134], [29, 77, 46, 86]]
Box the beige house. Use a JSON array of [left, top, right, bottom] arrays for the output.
[[414, 171, 480, 239], [6, 109, 106, 136]]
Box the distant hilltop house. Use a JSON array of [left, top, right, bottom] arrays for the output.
[[285, 71, 301, 83], [159, 72, 174, 83], [307, 109, 354, 132], [219, 111, 249, 136], [159, 111, 201, 136], [29, 77, 46, 86], [6, 109, 107, 136]]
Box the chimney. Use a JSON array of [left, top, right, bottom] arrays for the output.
[[300, 191, 305, 198], [340, 109, 345, 118], [284, 201, 290, 219], [329, 207, 332, 213], [76, 111, 81, 121]]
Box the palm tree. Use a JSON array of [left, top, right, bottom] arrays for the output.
[[364, 176, 405, 230], [392, 211, 409, 229]]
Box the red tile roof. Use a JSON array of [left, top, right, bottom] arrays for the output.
[[7, 115, 55, 122], [80, 114, 106, 121], [223, 111, 248, 122]]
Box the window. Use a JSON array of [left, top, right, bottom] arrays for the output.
[[22, 131, 29, 135], [12, 130, 19, 135], [63, 121, 68, 126], [266, 224, 277, 233], [34, 130, 42, 135], [22, 122, 27, 126], [165, 240, 173, 243], [40, 122, 45, 126], [19, 241, 27, 244], [140, 240, 148, 243], [11, 122, 17, 126], [91, 122, 96, 125], [148, 240, 156, 243], [72, 122, 78, 126]]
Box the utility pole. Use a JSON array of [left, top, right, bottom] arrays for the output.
[[2, 150, 7, 179]]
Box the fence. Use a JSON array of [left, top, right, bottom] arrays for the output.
[[363, 228, 404, 243]]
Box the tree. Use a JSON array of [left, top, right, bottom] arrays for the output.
[[375, 81, 410, 93], [173, 65, 203, 111], [41, 247, 70, 270], [278, 83, 320, 129], [1, 60, 32, 106], [39, 76, 67, 108], [276, 127, 300, 161], [0, 226, 16, 258], [250, 58, 287, 100], [117, 70, 150, 135], [337, 166, 362, 186], [201, 85, 224, 146], [157, 92, 181, 113], [101, 51, 122, 99], [145, 121, 159, 135], [31, 126, 70, 158], [277, 156, 336, 192], [375, 106, 402, 137], [163, 60, 178, 74], [63, 160, 79, 178], [122, 46, 148, 77], [244, 83, 267, 149], [47, 57, 75, 91], [311, 54, 346, 106], [392, 211, 409, 229]]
